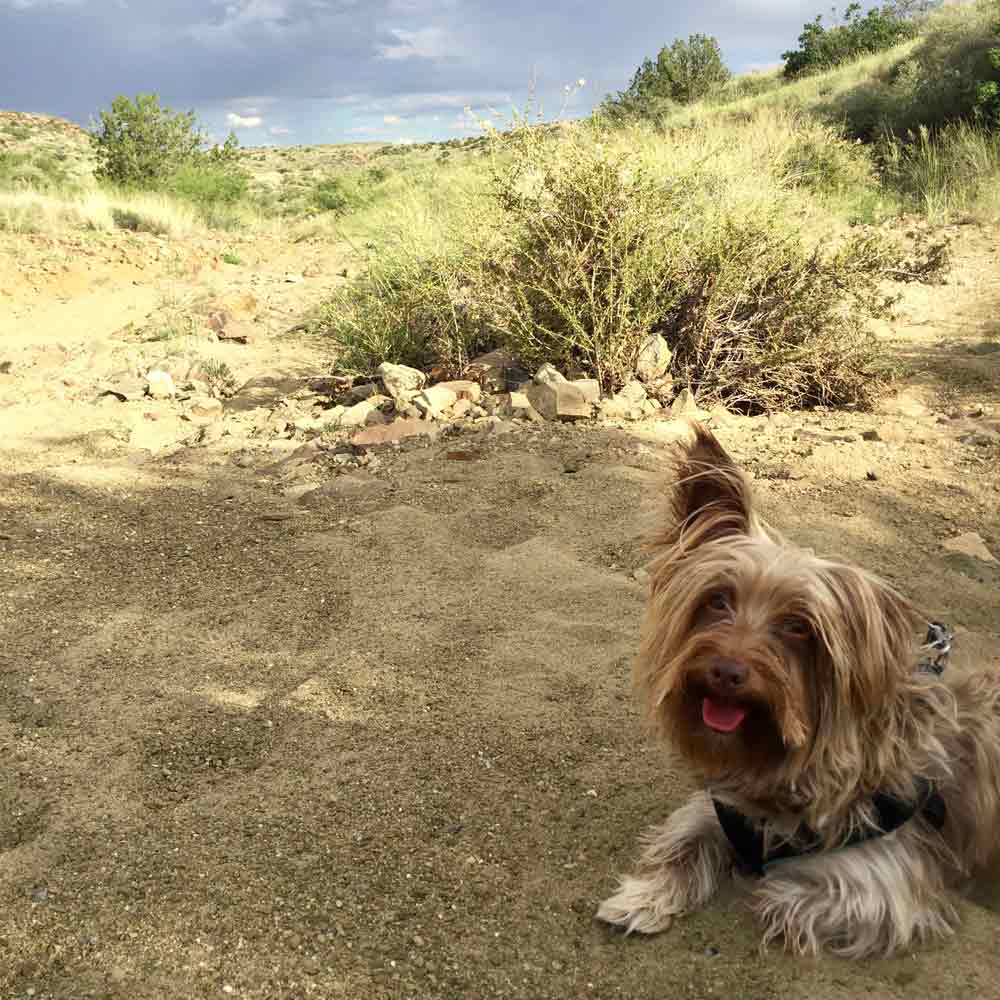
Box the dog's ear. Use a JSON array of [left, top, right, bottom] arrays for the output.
[[668, 423, 753, 548], [811, 564, 922, 709], [798, 563, 926, 816]]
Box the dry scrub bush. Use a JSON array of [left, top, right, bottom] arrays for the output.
[[322, 113, 945, 411]]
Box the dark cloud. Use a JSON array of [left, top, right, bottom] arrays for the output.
[[0, 0, 828, 144]]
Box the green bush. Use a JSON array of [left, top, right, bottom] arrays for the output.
[[110, 206, 172, 235], [783, 3, 920, 78], [90, 94, 248, 226], [780, 125, 875, 194], [603, 34, 731, 118], [312, 177, 351, 213], [91, 94, 204, 188], [167, 160, 248, 208], [873, 4, 1000, 132], [0, 149, 75, 192]]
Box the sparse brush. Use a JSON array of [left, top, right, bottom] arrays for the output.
[[197, 359, 239, 396], [669, 224, 904, 411], [879, 120, 1000, 221], [318, 111, 946, 410]]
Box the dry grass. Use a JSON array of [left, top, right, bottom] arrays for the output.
[[318, 110, 947, 410], [0, 187, 205, 236]]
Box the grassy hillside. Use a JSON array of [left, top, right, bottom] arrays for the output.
[[312, 2, 1000, 412]]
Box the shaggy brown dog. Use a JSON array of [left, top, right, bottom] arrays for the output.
[[597, 424, 1000, 957]]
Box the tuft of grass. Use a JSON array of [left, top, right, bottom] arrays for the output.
[[197, 359, 239, 396], [221, 251, 243, 265], [880, 119, 1000, 221], [0, 187, 204, 236]]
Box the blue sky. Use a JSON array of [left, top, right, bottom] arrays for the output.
[[1, 1, 827, 146]]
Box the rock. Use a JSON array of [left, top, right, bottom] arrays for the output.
[[338, 396, 390, 428], [97, 374, 147, 402], [795, 429, 857, 444], [635, 334, 672, 381], [413, 385, 458, 420], [942, 532, 997, 564], [533, 364, 567, 386], [670, 388, 705, 419], [452, 398, 473, 419], [350, 418, 439, 450], [297, 473, 387, 504], [465, 349, 517, 392], [145, 370, 176, 399], [570, 379, 601, 405], [598, 380, 646, 420], [292, 415, 327, 434], [617, 380, 647, 406], [377, 362, 426, 401], [862, 429, 881, 442], [632, 566, 650, 586], [284, 273, 305, 284], [526, 380, 592, 421], [960, 432, 996, 448], [432, 380, 482, 403], [479, 416, 516, 435], [501, 391, 544, 422], [187, 396, 223, 424], [340, 381, 382, 405], [211, 293, 258, 319]]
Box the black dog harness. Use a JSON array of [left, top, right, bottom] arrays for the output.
[[712, 622, 952, 878]]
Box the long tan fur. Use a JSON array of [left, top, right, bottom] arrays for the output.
[[598, 424, 1000, 956]]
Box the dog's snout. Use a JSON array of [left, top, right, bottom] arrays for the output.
[[709, 660, 748, 692]]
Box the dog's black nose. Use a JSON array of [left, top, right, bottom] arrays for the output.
[[709, 660, 748, 691]]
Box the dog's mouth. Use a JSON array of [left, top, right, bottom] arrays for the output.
[[701, 696, 749, 734]]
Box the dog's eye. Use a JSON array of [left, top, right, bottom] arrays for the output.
[[781, 617, 812, 639], [706, 591, 730, 612]]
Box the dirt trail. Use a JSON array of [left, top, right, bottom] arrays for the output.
[[0, 224, 998, 1000]]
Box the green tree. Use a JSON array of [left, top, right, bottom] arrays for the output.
[[782, 3, 923, 78], [91, 93, 206, 187], [657, 33, 732, 104], [604, 34, 730, 118]]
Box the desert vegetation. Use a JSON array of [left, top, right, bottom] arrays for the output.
[[1, 1, 997, 412], [317, 2, 1000, 413]]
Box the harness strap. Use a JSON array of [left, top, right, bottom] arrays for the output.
[[713, 778, 947, 878]]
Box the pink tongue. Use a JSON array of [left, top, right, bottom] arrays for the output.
[[702, 697, 747, 733]]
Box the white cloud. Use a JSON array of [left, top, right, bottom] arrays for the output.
[[382, 113, 402, 125], [226, 112, 264, 128], [351, 90, 511, 117], [377, 26, 448, 61], [268, 125, 291, 136]]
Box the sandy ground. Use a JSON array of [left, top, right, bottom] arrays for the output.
[[1, 223, 998, 1000]]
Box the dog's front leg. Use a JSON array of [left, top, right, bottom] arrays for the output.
[[596, 791, 733, 934]]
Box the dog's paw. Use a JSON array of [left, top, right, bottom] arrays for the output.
[[596, 877, 675, 935]]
